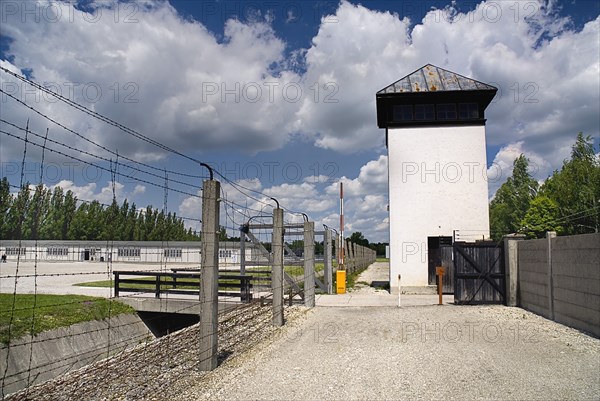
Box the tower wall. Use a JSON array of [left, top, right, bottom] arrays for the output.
[[388, 125, 490, 292]]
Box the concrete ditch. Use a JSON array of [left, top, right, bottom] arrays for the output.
[[1, 313, 153, 397]]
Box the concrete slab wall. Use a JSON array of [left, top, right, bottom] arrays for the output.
[[517, 233, 600, 337], [1, 313, 153, 396], [517, 238, 549, 317], [551, 234, 600, 337]]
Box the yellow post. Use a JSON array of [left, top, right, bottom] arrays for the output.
[[336, 270, 346, 294]]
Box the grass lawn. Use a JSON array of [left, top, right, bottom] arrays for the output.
[[0, 294, 134, 344], [376, 258, 390, 262]]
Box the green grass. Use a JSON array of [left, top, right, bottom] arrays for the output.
[[0, 294, 134, 344], [376, 257, 390, 262]]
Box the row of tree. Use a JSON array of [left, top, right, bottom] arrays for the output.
[[490, 133, 600, 240], [0, 179, 200, 241]]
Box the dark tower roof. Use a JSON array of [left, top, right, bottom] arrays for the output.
[[376, 64, 497, 129], [378, 64, 496, 94]]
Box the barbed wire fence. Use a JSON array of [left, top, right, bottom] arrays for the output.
[[0, 66, 373, 399]]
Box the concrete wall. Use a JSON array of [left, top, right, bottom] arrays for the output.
[[0, 313, 153, 396], [517, 233, 600, 337], [387, 125, 490, 291], [517, 238, 549, 316]]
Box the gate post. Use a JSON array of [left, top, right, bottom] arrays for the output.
[[272, 208, 284, 326], [199, 179, 220, 371], [503, 234, 525, 307], [304, 221, 315, 307], [324, 229, 333, 294]]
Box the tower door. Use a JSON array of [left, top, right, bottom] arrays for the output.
[[427, 236, 453, 293]]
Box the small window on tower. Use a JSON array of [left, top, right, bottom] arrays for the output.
[[393, 105, 413, 121], [437, 104, 457, 120], [459, 103, 479, 119], [415, 104, 435, 120]]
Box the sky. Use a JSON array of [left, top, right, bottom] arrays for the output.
[[0, 0, 599, 242]]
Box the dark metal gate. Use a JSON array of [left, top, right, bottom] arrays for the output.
[[428, 237, 454, 293], [453, 241, 505, 304]]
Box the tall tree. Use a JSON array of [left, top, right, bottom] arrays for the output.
[[0, 178, 11, 238], [40, 186, 65, 240], [5, 184, 30, 240], [540, 133, 600, 235], [489, 155, 539, 239], [23, 184, 50, 240], [349, 231, 369, 247], [62, 190, 77, 240], [520, 196, 563, 238]]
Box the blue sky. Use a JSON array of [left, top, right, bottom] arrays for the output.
[[0, 0, 599, 242]]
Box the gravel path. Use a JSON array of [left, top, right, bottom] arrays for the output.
[[171, 262, 600, 401], [174, 305, 599, 401]]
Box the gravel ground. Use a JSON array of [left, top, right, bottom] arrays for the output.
[[172, 305, 599, 401], [5, 262, 599, 400]]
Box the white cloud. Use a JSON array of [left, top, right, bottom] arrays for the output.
[[47, 179, 149, 207], [2, 0, 598, 242], [2, 0, 597, 166], [0, 0, 301, 162], [298, 0, 598, 163], [177, 156, 390, 241], [487, 141, 553, 197]]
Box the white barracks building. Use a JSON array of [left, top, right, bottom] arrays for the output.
[[376, 64, 497, 293]]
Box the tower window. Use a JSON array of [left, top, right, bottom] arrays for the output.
[[459, 103, 479, 119], [393, 105, 413, 121], [437, 104, 457, 120], [415, 104, 435, 120]]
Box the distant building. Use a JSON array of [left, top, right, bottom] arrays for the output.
[[376, 64, 497, 293], [0, 240, 262, 266]]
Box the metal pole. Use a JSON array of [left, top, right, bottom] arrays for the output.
[[339, 182, 345, 270], [199, 179, 220, 371], [272, 208, 284, 326], [324, 228, 333, 294], [304, 221, 315, 307]]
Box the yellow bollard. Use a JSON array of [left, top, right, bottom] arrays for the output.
[[336, 270, 346, 294]]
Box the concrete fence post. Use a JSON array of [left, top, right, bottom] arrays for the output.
[[239, 231, 246, 275], [547, 231, 557, 320], [304, 221, 315, 307], [346, 240, 352, 273], [503, 235, 525, 307], [324, 229, 333, 294], [199, 179, 220, 371], [272, 208, 284, 326], [335, 235, 341, 271]]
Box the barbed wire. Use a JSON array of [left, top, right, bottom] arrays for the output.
[[1, 129, 203, 199], [0, 67, 288, 211]]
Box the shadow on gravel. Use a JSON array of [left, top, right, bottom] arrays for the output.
[[370, 281, 390, 290], [217, 350, 234, 366]]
